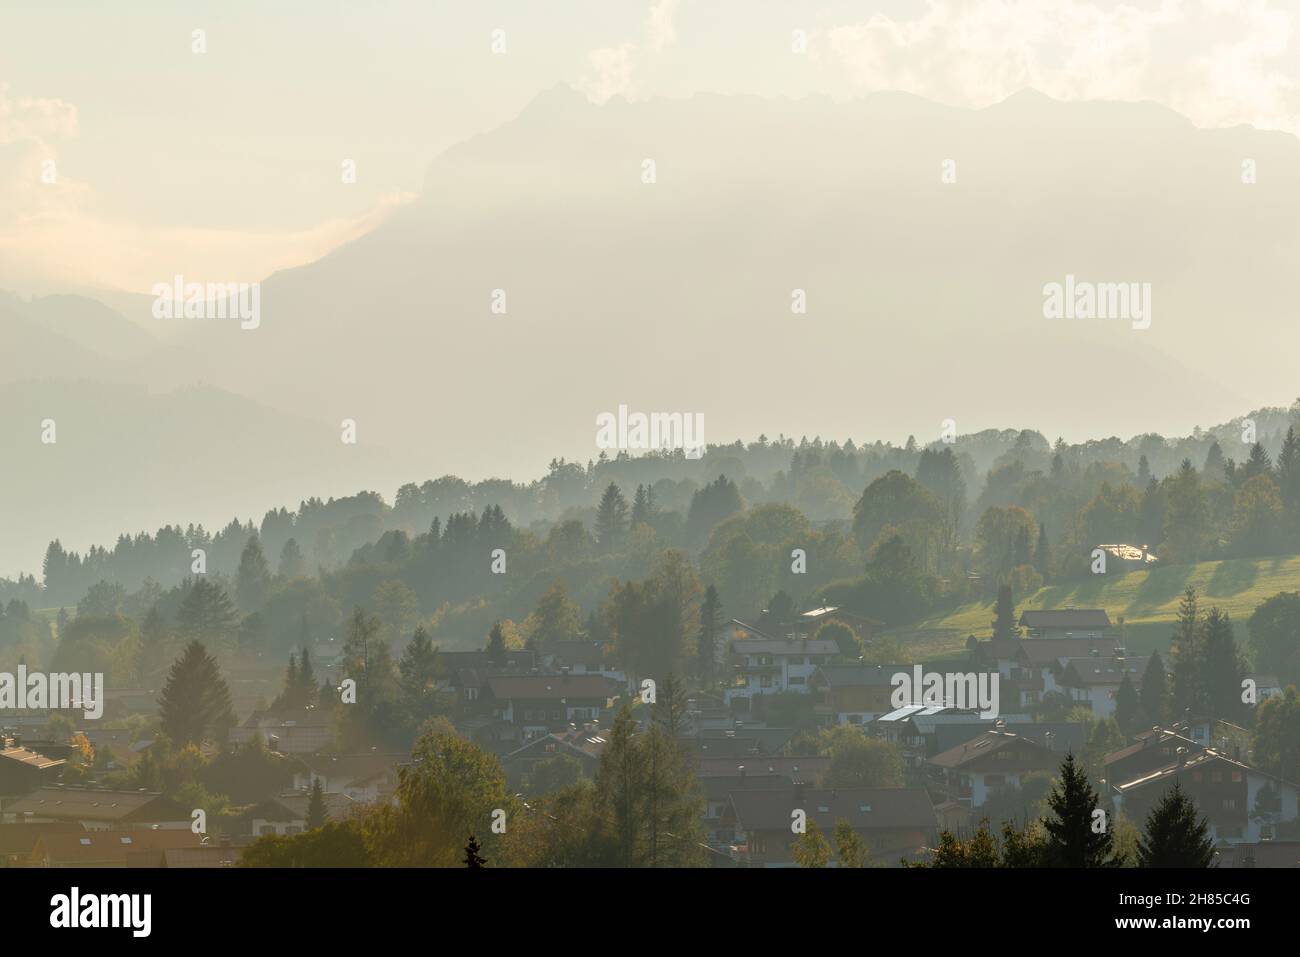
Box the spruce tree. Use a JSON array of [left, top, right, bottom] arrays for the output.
[[992, 584, 1018, 640], [1140, 651, 1170, 726], [698, 585, 722, 687], [1137, 783, 1216, 868], [1171, 586, 1201, 714], [594, 483, 629, 551], [158, 640, 235, 746], [1043, 753, 1115, 867], [1034, 523, 1050, 582], [1115, 673, 1141, 735], [306, 777, 328, 829]]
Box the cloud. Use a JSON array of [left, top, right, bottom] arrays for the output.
[[0, 81, 416, 293], [819, 0, 1300, 136], [579, 0, 682, 102]]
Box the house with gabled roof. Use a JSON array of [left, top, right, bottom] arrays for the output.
[[927, 730, 1056, 809], [2, 786, 190, 830], [726, 636, 840, 707], [1017, 608, 1112, 639], [809, 664, 911, 726]]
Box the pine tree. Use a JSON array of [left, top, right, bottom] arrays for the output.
[[297, 647, 317, 707], [1043, 753, 1115, 867], [1140, 651, 1169, 726], [236, 537, 272, 611], [1171, 587, 1201, 714], [306, 777, 328, 829], [486, 621, 507, 666], [157, 640, 235, 746], [1200, 607, 1243, 723], [594, 483, 629, 551], [275, 653, 299, 709], [1137, 783, 1215, 868], [630, 484, 656, 528], [1115, 673, 1141, 735], [463, 834, 487, 868], [698, 585, 722, 687], [991, 584, 1018, 640], [176, 578, 238, 648]]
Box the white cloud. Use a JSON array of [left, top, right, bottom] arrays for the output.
[[579, 0, 682, 102], [820, 0, 1300, 135]]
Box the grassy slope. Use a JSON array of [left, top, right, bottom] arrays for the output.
[[894, 555, 1300, 660]]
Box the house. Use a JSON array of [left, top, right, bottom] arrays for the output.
[[1057, 654, 1149, 718], [126, 842, 242, 868], [502, 725, 609, 787], [726, 637, 840, 707], [1244, 673, 1284, 702], [437, 650, 537, 699], [539, 641, 627, 684], [0, 821, 85, 867], [694, 726, 796, 756], [0, 738, 65, 797], [874, 707, 1064, 766], [80, 729, 146, 771], [230, 708, 334, 755], [482, 674, 618, 744], [3, 786, 191, 830], [810, 664, 911, 726], [1017, 609, 1112, 640], [1103, 729, 1207, 784], [927, 730, 1057, 809], [796, 606, 882, 645], [31, 828, 205, 867], [720, 785, 936, 866], [980, 636, 1122, 705], [701, 772, 791, 842], [1218, 841, 1300, 868], [291, 753, 404, 801], [1110, 746, 1299, 843], [1093, 544, 1158, 570], [243, 790, 356, 837]]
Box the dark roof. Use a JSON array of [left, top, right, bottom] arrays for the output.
[[1018, 609, 1112, 630], [5, 787, 189, 823], [702, 774, 791, 803], [485, 674, 617, 701], [929, 731, 1051, 770], [0, 745, 64, 771], [545, 641, 611, 666], [439, 650, 536, 671], [727, 787, 935, 832]]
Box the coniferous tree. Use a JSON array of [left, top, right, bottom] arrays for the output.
[[630, 484, 656, 528], [1137, 783, 1215, 868], [306, 777, 328, 830], [1139, 651, 1169, 726], [595, 483, 629, 551], [176, 578, 238, 648], [158, 640, 235, 746], [1170, 587, 1201, 714], [297, 647, 317, 706], [992, 584, 1018, 640], [1043, 753, 1115, 868], [698, 585, 722, 687], [1201, 607, 1244, 723], [486, 621, 507, 666], [1115, 673, 1142, 735], [236, 537, 272, 611]]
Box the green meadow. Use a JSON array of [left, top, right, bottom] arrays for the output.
[[895, 555, 1300, 660]]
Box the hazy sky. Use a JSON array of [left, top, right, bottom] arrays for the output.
[[2, 0, 1298, 294]]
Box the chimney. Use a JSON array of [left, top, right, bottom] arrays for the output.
[[738, 765, 746, 779], [792, 781, 805, 803], [1176, 746, 1188, 768]]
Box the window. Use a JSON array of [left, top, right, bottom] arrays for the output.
[[1211, 770, 1223, 783], [1223, 799, 1236, 810], [1231, 770, 1243, 783]]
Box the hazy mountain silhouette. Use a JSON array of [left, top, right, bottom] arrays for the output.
[[7, 86, 1299, 575]]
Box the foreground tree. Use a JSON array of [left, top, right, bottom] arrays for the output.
[[1043, 753, 1115, 867], [1137, 783, 1215, 868], [793, 819, 830, 868]]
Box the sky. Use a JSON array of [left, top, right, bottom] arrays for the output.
[[2, 0, 1299, 295]]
